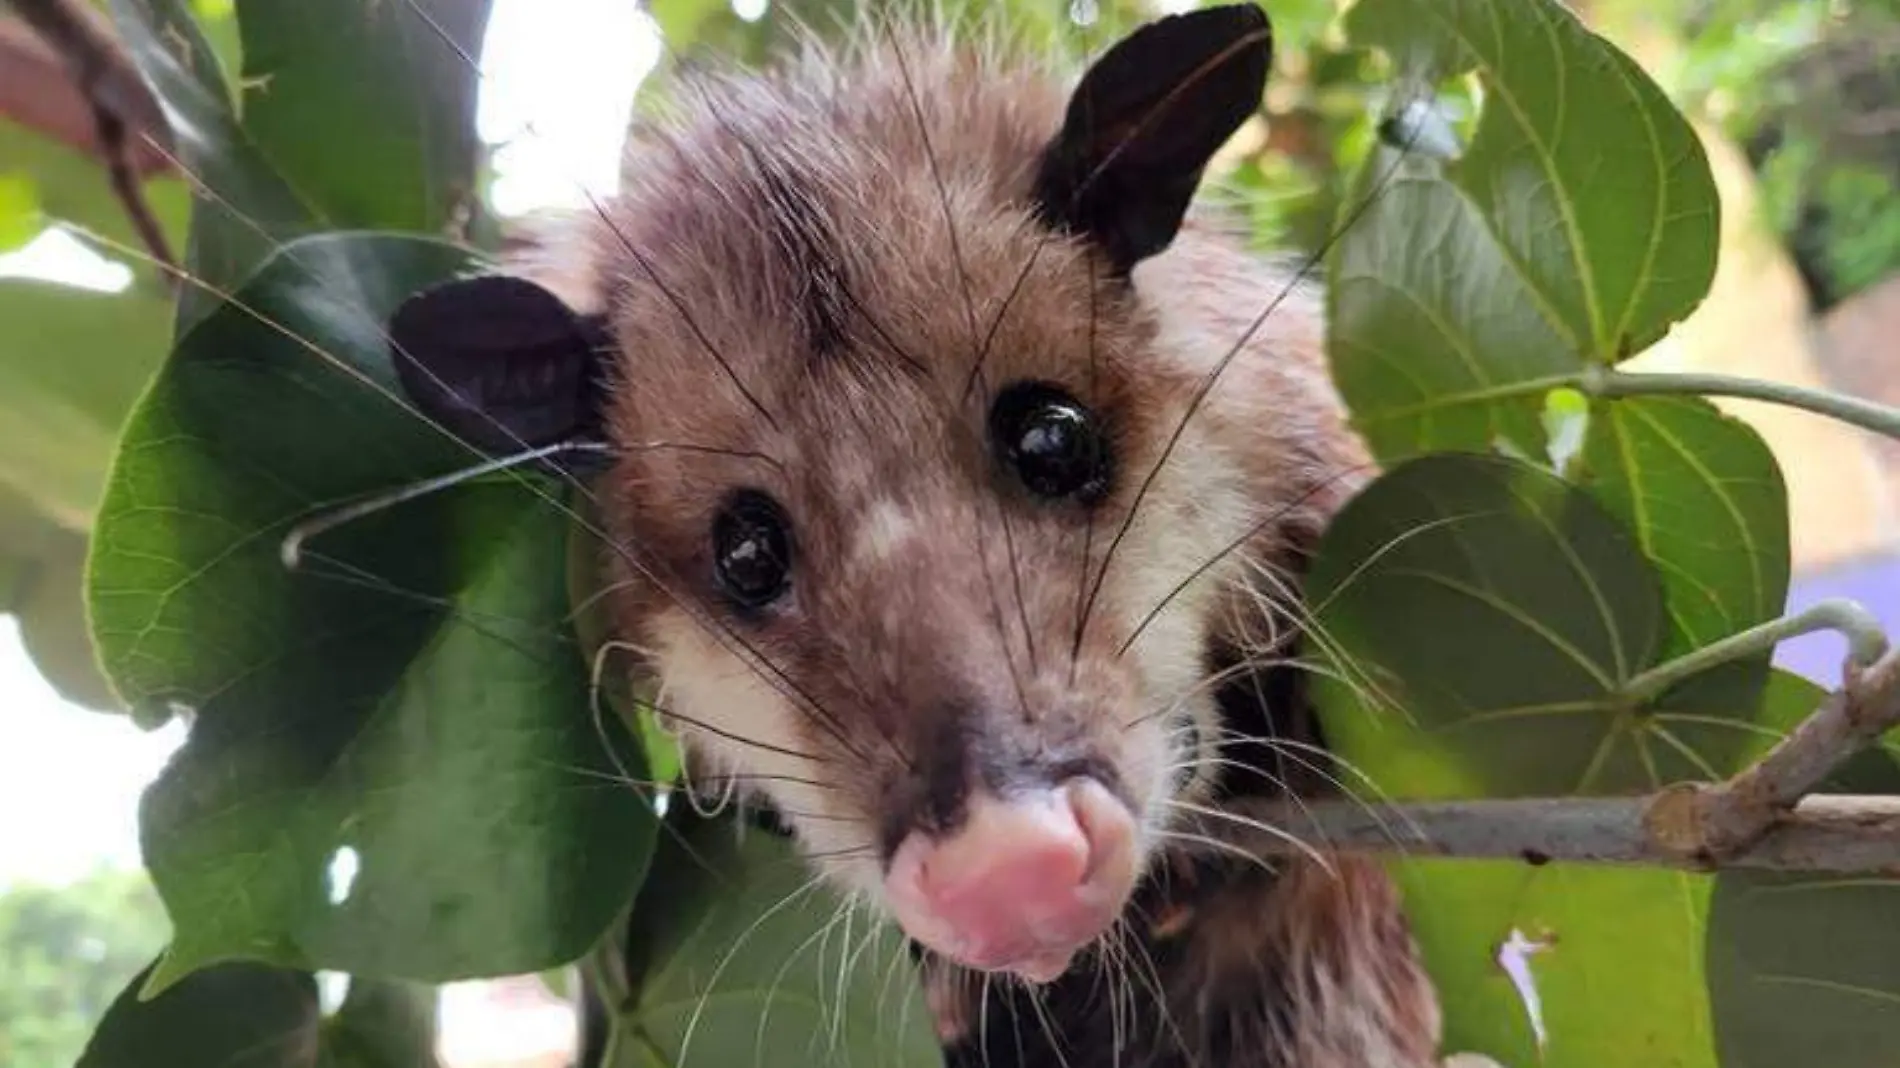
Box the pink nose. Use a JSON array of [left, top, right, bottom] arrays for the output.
[[883, 778, 1139, 983]]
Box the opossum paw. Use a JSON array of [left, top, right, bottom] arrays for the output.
[[1442, 1054, 1506, 1068]]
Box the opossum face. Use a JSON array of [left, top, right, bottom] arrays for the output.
[[389, 6, 1355, 983]]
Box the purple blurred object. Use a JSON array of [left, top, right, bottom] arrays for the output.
[[1774, 549, 1900, 688]]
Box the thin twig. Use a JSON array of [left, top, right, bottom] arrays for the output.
[[1191, 647, 1900, 875], [1655, 647, 1900, 861], [1190, 794, 1900, 875], [7, 1, 180, 283]]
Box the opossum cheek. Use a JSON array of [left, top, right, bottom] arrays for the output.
[[881, 779, 1138, 984]]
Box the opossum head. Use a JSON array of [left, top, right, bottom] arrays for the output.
[[388, 4, 1368, 984]]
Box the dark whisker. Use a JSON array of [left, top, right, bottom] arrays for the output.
[[103, 137, 870, 767], [883, 20, 1045, 686], [289, 550, 577, 648], [590, 641, 838, 766], [1074, 96, 1434, 653], [1069, 243, 1103, 680], [1115, 462, 1379, 659], [397, 0, 783, 433]]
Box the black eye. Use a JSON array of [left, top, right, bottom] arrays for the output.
[[712, 490, 793, 610], [989, 381, 1109, 502]]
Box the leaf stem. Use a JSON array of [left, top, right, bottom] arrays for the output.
[[1621, 599, 1889, 705], [1582, 366, 1900, 441]]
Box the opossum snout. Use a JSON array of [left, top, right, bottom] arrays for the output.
[[883, 778, 1138, 983]]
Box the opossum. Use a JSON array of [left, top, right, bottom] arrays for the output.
[[387, 5, 1444, 1066]]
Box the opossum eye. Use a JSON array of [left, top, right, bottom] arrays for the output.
[[713, 490, 794, 609], [990, 382, 1109, 502]]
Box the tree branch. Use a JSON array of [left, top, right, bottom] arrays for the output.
[[1194, 647, 1900, 874], [1655, 644, 1900, 862], [1200, 794, 1900, 874], [2, 3, 179, 279]]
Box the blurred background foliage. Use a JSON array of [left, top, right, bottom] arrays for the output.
[[0, 869, 169, 1068], [1595, 0, 1900, 312]]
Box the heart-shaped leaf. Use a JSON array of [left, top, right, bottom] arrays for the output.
[[78, 960, 446, 1068], [1573, 394, 1791, 741], [1577, 396, 1789, 663], [0, 275, 172, 713], [1705, 699, 1900, 1068], [1306, 450, 1821, 1068], [1351, 669, 1832, 1068], [1350, 0, 1719, 358], [87, 232, 653, 990], [1308, 451, 1665, 796], [7, 511, 121, 711], [614, 811, 941, 1068], [0, 280, 173, 526], [1329, 0, 1720, 462], [234, 0, 491, 233], [1329, 176, 1580, 461], [1707, 864, 1900, 1068], [1391, 859, 1717, 1068], [318, 978, 443, 1068], [78, 959, 320, 1068], [1306, 444, 1807, 794]]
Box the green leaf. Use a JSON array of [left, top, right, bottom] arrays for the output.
[[234, 0, 491, 233], [107, 0, 318, 327], [1708, 863, 1900, 1068], [0, 261, 170, 719], [77, 958, 320, 1068], [1577, 397, 1789, 661], [1348, 0, 1718, 357], [1540, 386, 1589, 475], [1338, 671, 1827, 1068], [614, 812, 941, 1068], [1393, 859, 1718, 1068], [77, 960, 442, 1068], [1308, 447, 1796, 794], [0, 171, 40, 251], [1330, 178, 1577, 460], [1329, 0, 1720, 461], [648, 0, 735, 51], [1704, 691, 1900, 1068], [1305, 453, 1822, 1068], [318, 978, 442, 1068], [1574, 395, 1790, 723], [190, 0, 247, 87], [8, 513, 122, 711], [1307, 451, 1665, 797], [86, 232, 654, 989], [0, 120, 192, 271], [0, 280, 172, 527]]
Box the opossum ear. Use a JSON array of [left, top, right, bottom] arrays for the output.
[[1033, 3, 1271, 273], [388, 275, 613, 455]]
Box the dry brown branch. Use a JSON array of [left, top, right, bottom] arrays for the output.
[[2, 2, 179, 277], [1194, 648, 1900, 874]]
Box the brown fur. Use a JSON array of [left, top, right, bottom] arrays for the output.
[[508, 17, 1440, 1068]]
